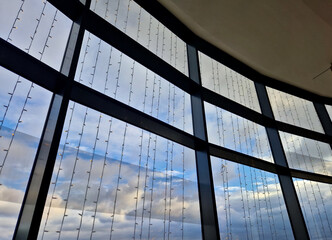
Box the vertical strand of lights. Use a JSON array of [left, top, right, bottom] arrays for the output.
[[262, 171, 277, 238], [0, 0, 25, 133], [131, 5, 143, 240], [39, 99, 64, 232], [159, 23, 170, 240], [270, 89, 309, 226], [55, 0, 102, 236], [240, 76, 263, 238], [229, 70, 250, 239], [260, 93, 290, 240], [290, 98, 328, 238], [90, 19, 118, 234], [286, 95, 326, 238], [283, 93, 320, 237], [138, 12, 154, 240], [302, 100, 332, 235], [76, 109, 102, 239], [163, 80, 170, 239], [180, 24, 187, 240], [235, 74, 255, 239], [109, 1, 133, 237], [167, 86, 176, 240], [224, 66, 234, 239], [76, 10, 108, 237], [40, 102, 76, 238], [0, 0, 48, 177], [147, 21, 162, 240], [57, 106, 88, 239], [217, 63, 233, 240], [252, 92, 278, 239], [167, 29, 179, 240], [253, 119, 274, 238], [247, 103, 266, 238], [256, 118, 278, 239], [287, 137, 318, 236], [212, 60, 230, 239], [181, 76, 186, 240], [41, 1, 98, 236]]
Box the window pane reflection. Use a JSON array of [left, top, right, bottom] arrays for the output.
[[267, 88, 324, 133], [211, 157, 293, 240], [75, 31, 193, 134], [293, 178, 332, 239], [0, 66, 52, 239], [90, 0, 188, 76], [198, 51, 261, 112], [205, 102, 273, 162], [38, 101, 202, 240], [0, 0, 72, 71], [279, 131, 332, 176]]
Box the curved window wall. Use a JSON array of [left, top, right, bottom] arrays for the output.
[[0, 0, 331, 239]]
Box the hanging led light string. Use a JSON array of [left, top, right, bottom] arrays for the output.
[[167, 84, 176, 240], [147, 21, 162, 240], [250, 114, 274, 238], [212, 61, 230, 239], [181, 77, 186, 240], [301, 99, 332, 234], [236, 75, 257, 240], [238, 75, 262, 240], [57, 31, 103, 235], [245, 79, 268, 238], [280, 93, 320, 237], [269, 90, 309, 219], [227, 69, 250, 239], [0, 0, 25, 132], [43, 12, 97, 240], [223, 66, 235, 239], [137, 12, 155, 240], [90, 3, 119, 231], [40, 103, 76, 238], [147, 74, 162, 240], [284, 94, 321, 238], [0, 0, 48, 177], [290, 97, 328, 238], [110, 1, 133, 238], [239, 77, 265, 238], [131, 6, 144, 240], [163, 83, 171, 239], [253, 89, 287, 237]]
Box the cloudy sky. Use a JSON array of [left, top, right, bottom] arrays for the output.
[[0, 0, 332, 240]]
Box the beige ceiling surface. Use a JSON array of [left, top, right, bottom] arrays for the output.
[[157, 0, 332, 98]]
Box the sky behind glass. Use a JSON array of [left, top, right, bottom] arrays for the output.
[[0, 0, 331, 239]]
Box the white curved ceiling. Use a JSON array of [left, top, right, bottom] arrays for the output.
[[158, 0, 332, 98]]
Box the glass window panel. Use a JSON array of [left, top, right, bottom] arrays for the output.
[[75, 31, 193, 134], [205, 102, 273, 162], [326, 105, 332, 122], [211, 156, 294, 240], [0, 0, 72, 71], [0, 66, 52, 239], [267, 87, 324, 133], [198, 51, 261, 112], [293, 178, 332, 239], [90, 0, 188, 76], [38, 101, 202, 240], [279, 131, 332, 176]]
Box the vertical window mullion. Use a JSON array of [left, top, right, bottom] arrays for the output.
[[187, 44, 220, 240], [13, 1, 91, 239]]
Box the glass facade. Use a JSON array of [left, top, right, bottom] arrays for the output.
[[0, 0, 331, 239]]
